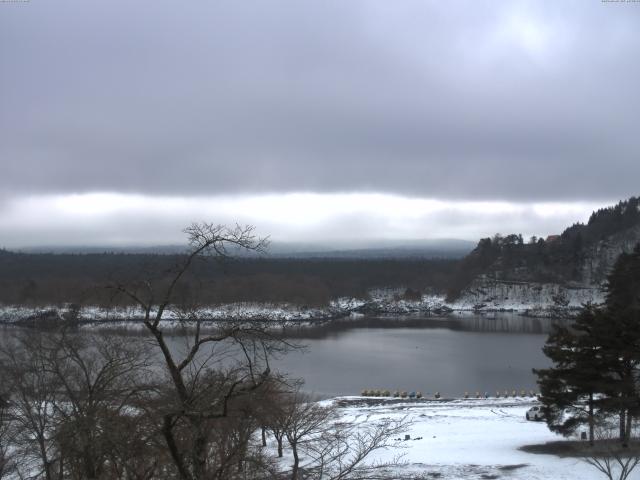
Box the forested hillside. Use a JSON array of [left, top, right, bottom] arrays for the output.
[[447, 196, 640, 300]]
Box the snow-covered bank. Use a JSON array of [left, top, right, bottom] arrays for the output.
[[342, 285, 603, 318], [339, 285, 603, 318], [450, 279, 604, 318], [0, 282, 605, 327], [0, 300, 361, 328], [311, 397, 600, 479]]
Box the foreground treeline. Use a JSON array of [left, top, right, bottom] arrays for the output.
[[535, 244, 640, 445], [0, 225, 408, 480], [0, 328, 404, 480], [0, 249, 456, 308]]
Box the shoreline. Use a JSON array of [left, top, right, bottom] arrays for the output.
[[0, 297, 584, 330]]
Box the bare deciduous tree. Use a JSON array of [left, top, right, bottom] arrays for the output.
[[0, 330, 155, 480], [0, 332, 61, 480], [263, 385, 411, 480], [304, 413, 410, 480], [44, 332, 153, 480], [280, 390, 334, 480], [584, 423, 640, 480], [0, 388, 16, 480], [109, 223, 296, 480], [1, 223, 414, 480]]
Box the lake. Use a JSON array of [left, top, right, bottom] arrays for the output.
[[14, 312, 556, 399], [267, 313, 557, 397]]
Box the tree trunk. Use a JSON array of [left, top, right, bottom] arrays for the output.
[[588, 393, 594, 446], [83, 445, 97, 480], [37, 434, 53, 480], [191, 423, 209, 480], [620, 409, 627, 445], [58, 453, 64, 480], [291, 442, 299, 480], [162, 415, 192, 480], [262, 426, 267, 447], [148, 326, 189, 402], [277, 437, 283, 458]]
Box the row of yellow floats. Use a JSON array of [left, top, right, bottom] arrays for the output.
[[361, 389, 538, 399]]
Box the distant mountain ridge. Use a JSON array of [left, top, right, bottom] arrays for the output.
[[16, 239, 475, 259]]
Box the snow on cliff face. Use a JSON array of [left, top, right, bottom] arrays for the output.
[[453, 279, 603, 314], [454, 224, 640, 314]]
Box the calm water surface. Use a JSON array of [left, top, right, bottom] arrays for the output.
[[268, 313, 557, 397], [3, 312, 558, 398]]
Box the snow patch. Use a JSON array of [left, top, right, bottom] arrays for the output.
[[304, 397, 601, 480]]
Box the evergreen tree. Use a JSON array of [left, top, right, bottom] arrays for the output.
[[534, 306, 606, 445], [535, 244, 640, 444], [596, 245, 640, 444]]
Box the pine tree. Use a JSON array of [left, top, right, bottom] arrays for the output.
[[535, 244, 640, 444], [596, 245, 640, 444], [535, 306, 606, 445]]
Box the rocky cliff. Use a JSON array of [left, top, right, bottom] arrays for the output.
[[454, 205, 640, 315], [581, 224, 640, 285], [453, 278, 603, 316]]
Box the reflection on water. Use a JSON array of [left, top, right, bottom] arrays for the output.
[[283, 312, 564, 340], [271, 313, 560, 397]]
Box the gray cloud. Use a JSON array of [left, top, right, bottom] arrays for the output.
[[1, 0, 639, 204]]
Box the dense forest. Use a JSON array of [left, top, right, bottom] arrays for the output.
[[0, 250, 457, 307], [446, 196, 640, 299]]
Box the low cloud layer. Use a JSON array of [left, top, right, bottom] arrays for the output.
[[0, 192, 603, 248]]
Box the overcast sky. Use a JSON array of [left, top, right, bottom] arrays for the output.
[[1, 0, 639, 247]]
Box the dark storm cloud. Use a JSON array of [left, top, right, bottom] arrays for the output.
[[1, 0, 639, 201]]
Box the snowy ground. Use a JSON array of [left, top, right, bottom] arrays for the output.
[[280, 397, 609, 480], [0, 290, 586, 327], [0, 278, 607, 326], [0, 298, 366, 326]]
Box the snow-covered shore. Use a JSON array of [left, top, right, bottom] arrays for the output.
[[0, 301, 355, 329], [303, 397, 600, 480], [0, 280, 608, 328], [0, 286, 598, 328]]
